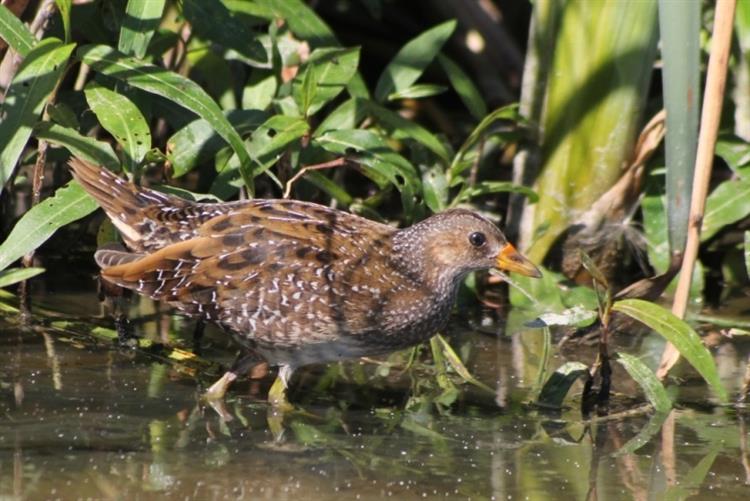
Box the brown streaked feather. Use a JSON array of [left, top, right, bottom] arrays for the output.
[[69, 158, 238, 251]]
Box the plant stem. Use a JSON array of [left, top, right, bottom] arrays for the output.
[[657, 0, 737, 380]]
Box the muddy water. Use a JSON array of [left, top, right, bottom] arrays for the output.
[[1, 284, 749, 500]]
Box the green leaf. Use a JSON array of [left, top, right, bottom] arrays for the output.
[[0, 4, 35, 56], [422, 166, 448, 212], [0, 182, 98, 272], [451, 181, 538, 206], [314, 98, 367, 136], [612, 299, 728, 402], [118, 0, 166, 59], [54, 0, 72, 43], [84, 81, 151, 172], [182, 0, 266, 66], [242, 72, 277, 110], [292, 47, 360, 116], [374, 20, 456, 102], [315, 129, 420, 212], [303, 171, 353, 206], [0, 38, 75, 195], [701, 178, 750, 241], [536, 361, 589, 409], [387, 83, 447, 101], [435, 334, 494, 393], [0, 267, 45, 288], [616, 352, 672, 412], [246, 114, 309, 176], [362, 99, 451, 164], [437, 54, 487, 120], [450, 104, 520, 178], [525, 305, 598, 328], [167, 110, 267, 177], [715, 134, 750, 173], [659, 0, 700, 254], [77, 44, 255, 194], [33, 122, 120, 172]]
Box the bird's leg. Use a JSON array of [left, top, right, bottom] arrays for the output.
[[203, 352, 264, 400], [268, 365, 294, 412], [192, 319, 206, 355]]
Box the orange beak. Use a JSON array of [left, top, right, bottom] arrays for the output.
[[496, 243, 542, 278]]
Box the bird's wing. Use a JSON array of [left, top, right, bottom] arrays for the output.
[[99, 199, 396, 345]]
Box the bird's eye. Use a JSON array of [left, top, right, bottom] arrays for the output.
[[469, 231, 486, 247]]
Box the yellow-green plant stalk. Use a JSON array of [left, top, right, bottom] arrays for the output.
[[517, 0, 659, 264]]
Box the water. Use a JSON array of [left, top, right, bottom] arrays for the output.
[[1, 282, 749, 500]]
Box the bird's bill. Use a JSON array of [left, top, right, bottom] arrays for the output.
[[496, 244, 542, 278]]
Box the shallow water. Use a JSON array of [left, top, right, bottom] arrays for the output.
[[1, 282, 750, 500]]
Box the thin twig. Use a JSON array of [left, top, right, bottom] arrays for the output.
[[283, 157, 348, 199], [657, 0, 737, 379]]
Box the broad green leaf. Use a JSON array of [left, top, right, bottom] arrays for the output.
[[525, 305, 598, 328], [0, 39, 75, 195], [252, 0, 370, 98], [246, 115, 309, 175], [701, 178, 750, 241], [715, 134, 750, 173], [437, 54, 487, 120], [47, 102, 79, 129], [315, 129, 420, 212], [119, 0, 166, 59], [362, 99, 451, 164], [0, 267, 45, 288], [616, 352, 672, 412], [182, 0, 266, 66], [374, 20, 456, 102], [186, 44, 236, 110], [450, 104, 520, 178], [0, 182, 98, 272], [387, 83, 447, 101], [612, 299, 728, 402], [54, 0, 72, 43], [314, 98, 367, 136], [84, 82, 151, 172], [303, 171, 353, 206], [536, 361, 589, 409], [34, 122, 120, 172], [659, 0, 700, 254], [422, 166, 448, 212], [242, 72, 277, 111], [292, 47, 360, 116], [0, 4, 35, 56], [435, 334, 494, 393], [167, 110, 267, 177], [77, 44, 255, 193], [451, 181, 538, 206]]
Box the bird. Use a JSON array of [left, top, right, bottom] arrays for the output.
[[69, 158, 541, 403]]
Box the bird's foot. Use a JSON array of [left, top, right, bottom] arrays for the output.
[[267, 375, 294, 414], [203, 371, 237, 401]]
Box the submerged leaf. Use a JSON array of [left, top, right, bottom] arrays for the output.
[[616, 352, 672, 412], [525, 305, 598, 328], [536, 361, 589, 409]]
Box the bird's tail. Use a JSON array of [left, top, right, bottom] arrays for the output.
[[69, 158, 190, 253]]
